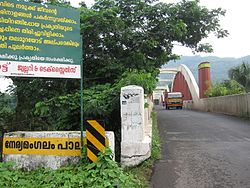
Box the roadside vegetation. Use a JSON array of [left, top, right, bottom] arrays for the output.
[[0, 149, 143, 188], [205, 80, 245, 97], [206, 62, 250, 97], [0, 92, 15, 130], [229, 62, 250, 92]]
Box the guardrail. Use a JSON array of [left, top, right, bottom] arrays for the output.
[[184, 93, 250, 117]]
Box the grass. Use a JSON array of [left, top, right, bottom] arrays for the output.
[[125, 111, 162, 187], [0, 148, 144, 188]]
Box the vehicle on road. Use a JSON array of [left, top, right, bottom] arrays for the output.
[[165, 92, 183, 109]]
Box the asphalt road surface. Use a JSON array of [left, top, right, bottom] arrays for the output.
[[151, 106, 250, 188]]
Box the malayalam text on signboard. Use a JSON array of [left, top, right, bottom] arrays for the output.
[[0, 0, 81, 78], [3, 137, 82, 156]]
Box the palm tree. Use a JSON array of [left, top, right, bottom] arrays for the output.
[[229, 62, 250, 92]]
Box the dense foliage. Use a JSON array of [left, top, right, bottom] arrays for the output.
[[0, 92, 15, 129], [0, 149, 144, 188], [34, 71, 156, 131], [229, 62, 250, 92], [206, 62, 250, 97], [205, 80, 245, 97], [82, 0, 228, 87]]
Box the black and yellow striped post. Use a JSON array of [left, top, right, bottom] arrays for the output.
[[86, 120, 106, 162]]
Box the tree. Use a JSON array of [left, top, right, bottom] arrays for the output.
[[34, 71, 157, 130], [81, 0, 228, 87], [229, 62, 250, 92]]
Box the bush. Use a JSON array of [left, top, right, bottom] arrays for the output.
[[34, 71, 157, 131], [206, 80, 245, 97], [0, 149, 143, 188], [229, 62, 250, 92]]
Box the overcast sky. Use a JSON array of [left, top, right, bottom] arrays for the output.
[[1, 0, 250, 92]]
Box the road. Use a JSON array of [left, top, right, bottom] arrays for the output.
[[151, 107, 250, 188]]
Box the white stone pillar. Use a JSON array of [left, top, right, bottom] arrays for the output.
[[121, 85, 144, 142], [120, 85, 151, 166]]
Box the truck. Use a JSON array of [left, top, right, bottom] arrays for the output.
[[165, 92, 183, 110]]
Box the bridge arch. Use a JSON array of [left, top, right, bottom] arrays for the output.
[[159, 63, 211, 104], [172, 64, 199, 103], [160, 64, 199, 103]]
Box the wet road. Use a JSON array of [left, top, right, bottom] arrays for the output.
[[151, 107, 250, 188]]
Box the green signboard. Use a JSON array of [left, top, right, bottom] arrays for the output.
[[0, 0, 81, 78]]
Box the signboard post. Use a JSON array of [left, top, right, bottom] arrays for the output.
[[80, 36, 84, 149]]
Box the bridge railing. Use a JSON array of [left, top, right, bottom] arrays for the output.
[[184, 93, 250, 117]]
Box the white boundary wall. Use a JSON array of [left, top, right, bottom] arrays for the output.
[[3, 131, 114, 170], [184, 93, 250, 117]]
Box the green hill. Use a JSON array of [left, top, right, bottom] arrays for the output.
[[162, 56, 250, 83]]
